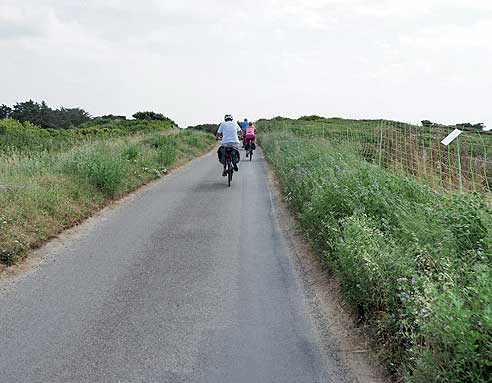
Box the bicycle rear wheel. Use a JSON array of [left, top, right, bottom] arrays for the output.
[[227, 161, 232, 187]]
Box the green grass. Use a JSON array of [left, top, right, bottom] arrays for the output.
[[0, 126, 214, 266], [259, 128, 492, 383], [257, 117, 492, 194], [0, 117, 175, 153]]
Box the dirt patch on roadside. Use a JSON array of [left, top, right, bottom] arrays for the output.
[[265, 161, 391, 383]]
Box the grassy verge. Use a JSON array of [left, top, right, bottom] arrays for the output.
[[257, 116, 492, 194], [0, 127, 214, 266], [260, 130, 492, 383]]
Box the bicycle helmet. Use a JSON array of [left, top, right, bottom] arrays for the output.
[[224, 114, 233, 121]]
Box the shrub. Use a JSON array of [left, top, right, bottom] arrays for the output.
[[298, 115, 325, 121], [63, 146, 127, 198], [187, 123, 217, 135], [123, 144, 139, 161], [132, 111, 178, 128], [260, 128, 492, 382], [0, 118, 173, 153], [411, 266, 492, 382]]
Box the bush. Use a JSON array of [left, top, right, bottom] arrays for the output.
[[157, 146, 176, 167], [335, 216, 410, 314], [187, 123, 217, 135], [411, 266, 492, 382], [298, 115, 325, 121], [260, 129, 492, 382], [63, 146, 127, 198], [123, 144, 139, 161], [0, 118, 174, 153], [132, 111, 178, 127]]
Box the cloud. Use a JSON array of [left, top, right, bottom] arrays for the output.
[[0, 0, 491, 127]]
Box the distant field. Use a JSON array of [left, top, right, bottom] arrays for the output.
[[258, 117, 492, 383], [0, 118, 214, 266]]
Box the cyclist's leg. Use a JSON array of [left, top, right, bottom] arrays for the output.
[[218, 146, 226, 163], [225, 143, 240, 171]]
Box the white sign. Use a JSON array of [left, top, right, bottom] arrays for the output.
[[441, 129, 463, 146]]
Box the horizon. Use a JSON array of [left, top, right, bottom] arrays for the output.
[[1, 98, 489, 130]]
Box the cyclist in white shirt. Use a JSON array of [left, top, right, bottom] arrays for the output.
[[216, 114, 241, 176]]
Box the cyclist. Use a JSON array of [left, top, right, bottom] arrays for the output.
[[240, 118, 248, 147], [216, 114, 241, 176], [244, 121, 257, 157]]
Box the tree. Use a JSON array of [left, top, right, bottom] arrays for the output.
[[11, 100, 42, 125], [0, 104, 12, 119], [39, 101, 56, 128], [6, 100, 91, 129], [132, 111, 178, 127], [55, 107, 91, 128]]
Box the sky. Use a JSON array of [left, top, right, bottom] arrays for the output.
[[1, 0, 491, 128]]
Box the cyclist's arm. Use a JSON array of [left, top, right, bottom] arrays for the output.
[[216, 124, 223, 141]]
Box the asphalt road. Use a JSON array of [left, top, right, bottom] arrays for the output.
[[0, 148, 353, 383]]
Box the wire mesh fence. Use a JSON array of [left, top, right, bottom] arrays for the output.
[[258, 118, 492, 194]]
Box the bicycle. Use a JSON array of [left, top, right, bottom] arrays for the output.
[[245, 141, 255, 161], [224, 147, 234, 187]]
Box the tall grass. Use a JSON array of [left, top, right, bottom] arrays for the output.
[[0, 118, 175, 153], [150, 135, 177, 167], [260, 130, 492, 383], [0, 130, 215, 265], [257, 117, 492, 194]]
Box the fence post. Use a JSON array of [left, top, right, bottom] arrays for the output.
[[436, 126, 445, 191], [378, 120, 384, 167], [479, 134, 490, 191], [403, 123, 407, 173], [428, 124, 434, 188], [469, 142, 476, 192], [457, 135, 463, 193]]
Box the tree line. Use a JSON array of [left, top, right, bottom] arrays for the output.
[[0, 100, 178, 129], [0, 100, 91, 129]]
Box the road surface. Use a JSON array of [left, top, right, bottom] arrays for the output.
[[0, 149, 353, 382]]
